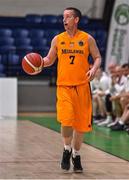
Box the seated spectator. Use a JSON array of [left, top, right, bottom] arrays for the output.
[[97, 64, 118, 126], [108, 64, 129, 127], [90, 68, 107, 121], [99, 65, 127, 126], [111, 102, 129, 134]]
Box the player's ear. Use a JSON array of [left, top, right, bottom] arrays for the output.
[[75, 17, 79, 24]]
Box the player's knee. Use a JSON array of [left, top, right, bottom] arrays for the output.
[[61, 126, 73, 137]]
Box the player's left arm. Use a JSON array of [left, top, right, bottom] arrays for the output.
[[86, 35, 102, 81]]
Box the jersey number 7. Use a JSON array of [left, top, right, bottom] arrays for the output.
[[69, 55, 75, 64]]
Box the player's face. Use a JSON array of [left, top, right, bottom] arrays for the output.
[[63, 10, 78, 30]]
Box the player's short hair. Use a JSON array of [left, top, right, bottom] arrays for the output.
[[65, 7, 82, 22]]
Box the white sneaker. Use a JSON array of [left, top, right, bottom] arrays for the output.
[[98, 116, 112, 126], [107, 118, 119, 128], [94, 119, 104, 124]]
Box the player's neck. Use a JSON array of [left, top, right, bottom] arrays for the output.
[[67, 28, 79, 38]]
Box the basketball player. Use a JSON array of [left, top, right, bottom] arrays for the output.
[[42, 7, 101, 173]]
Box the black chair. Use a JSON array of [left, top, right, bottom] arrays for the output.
[[12, 29, 29, 38], [16, 45, 33, 58], [1, 54, 20, 76], [44, 29, 59, 46], [33, 46, 49, 57], [44, 29, 59, 38], [42, 15, 57, 24], [0, 64, 5, 74], [8, 54, 20, 65], [0, 45, 16, 54], [31, 38, 48, 47], [96, 30, 107, 48], [7, 65, 22, 76], [25, 14, 42, 23], [0, 28, 12, 37], [97, 30, 107, 42], [86, 30, 97, 38], [0, 73, 6, 77], [0, 37, 14, 46], [14, 38, 31, 46], [56, 15, 63, 24], [29, 29, 45, 38], [79, 16, 89, 27], [0, 55, 2, 64]]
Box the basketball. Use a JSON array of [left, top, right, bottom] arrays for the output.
[[22, 52, 43, 75]]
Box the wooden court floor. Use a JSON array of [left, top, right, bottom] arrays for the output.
[[0, 117, 129, 179]]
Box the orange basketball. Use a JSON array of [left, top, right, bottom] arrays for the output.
[[22, 52, 43, 75]]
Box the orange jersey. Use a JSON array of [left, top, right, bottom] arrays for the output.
[[56, 30, 90, 86]]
